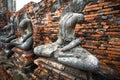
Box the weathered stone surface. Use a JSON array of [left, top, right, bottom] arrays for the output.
[[34, 58, 92, 80]]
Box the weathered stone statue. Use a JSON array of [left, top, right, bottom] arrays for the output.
[[34, 0, 99, 71], [0, 14, 17, 57], [0, 15, 16, 43], [10, 13, 33, 50]]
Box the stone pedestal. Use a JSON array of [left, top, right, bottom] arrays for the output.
[[33, 58, 93, 80], [11, 47, 36, 72]]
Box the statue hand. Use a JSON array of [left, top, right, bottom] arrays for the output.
[[21, 39, 25, 43], [11, 38, 22, 45], [5, 38, 8, 41], [5, 38, 9, 42]]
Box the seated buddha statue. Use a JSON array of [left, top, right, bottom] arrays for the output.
[[0, 14, 17, 58], [10, 13, 33, 50], [34, 0, 99, 71], [0, 15, 16, 43]]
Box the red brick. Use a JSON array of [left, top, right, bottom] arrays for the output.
[[85, 13, 98, 18], [106, 50, 120, 55], [98, 2, 111, 7], [85, 6, 102, 12], [106, 32, 119, 35], [91, 34, 102, 38], [107, 48, 120, 52], [112, 61, 120, 66], [104, 3, 120, 8], [107, 29, 120, 32], [109, 25, 120, 28], [109, 41, 120, 46], [82, 45, 97, 49], [108, 54, 119, 58], [93, 49, 107, 55], [85, 4, 98, 9], [104, 10, 120, 15], [103, 25, 109, 29]]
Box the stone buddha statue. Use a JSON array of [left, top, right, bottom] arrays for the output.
[[0, 15, 16, 43], [10, 13, 33, 50], [34, 0, 99, 71], [0, 14, 17, 58]]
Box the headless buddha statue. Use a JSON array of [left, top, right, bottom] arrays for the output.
[[0, 14, 17, 58], [10, 13, 33, 50], [0, 15, 16, 43], [34, 0, 99, 71]]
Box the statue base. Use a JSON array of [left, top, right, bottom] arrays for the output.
[[33, 57, 93, 80], [11, 47, 37, 72]]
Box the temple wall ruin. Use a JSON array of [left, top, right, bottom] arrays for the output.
[[0, 0, 119, 79], [17, 0, 120, 78]]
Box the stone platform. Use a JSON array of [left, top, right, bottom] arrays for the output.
[[11, 47, 37, 72], [33, 58, 93, 80]]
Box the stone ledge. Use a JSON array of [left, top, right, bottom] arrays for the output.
[[11, 47, 36, 71], [33, 57, 93, 80]]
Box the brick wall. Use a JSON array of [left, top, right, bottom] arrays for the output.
[[77, 0, 120, 78], [17, 0, 120, 78]]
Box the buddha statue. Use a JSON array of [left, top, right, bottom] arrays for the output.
[[10, 13, 33, 50], [0, 15, 16, 43], [34, 0, 99, 71], [0, 14, 17, 58]]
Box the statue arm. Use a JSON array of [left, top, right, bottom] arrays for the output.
[[5, 35, 16, 43], [22, 32, 32, 42], [22, 21, 33, 42], [7, 24, 15, 38], [14, 17, 19, 29], [2, 25, 10, 30], [61, 39, 81, 51]]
